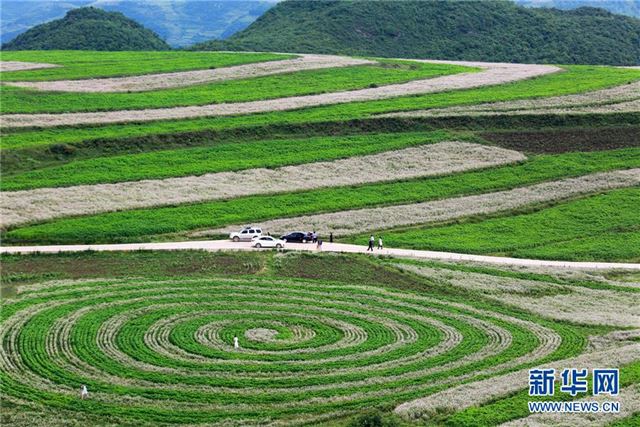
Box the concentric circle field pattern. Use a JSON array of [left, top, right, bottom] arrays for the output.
[[1, 277, 564, 425]]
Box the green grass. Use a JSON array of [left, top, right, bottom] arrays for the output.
[[0, 60, 471, 114], [439, 360, 640, 426], [0, 251, 592, 425], [1, 131, 450, 190], [374, 188, 640, 262], [3, 65, 639, 150], [0, 50, 292, 81], [5, 148, 638, 244]]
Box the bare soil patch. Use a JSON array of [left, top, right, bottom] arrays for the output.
[[482, 126, 640, 154]]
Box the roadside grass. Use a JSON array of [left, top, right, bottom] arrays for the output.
[[385, 258, 640, 293], [514, 230, 640, 262], [4, 148, 638, 244], [0, 50, 292, 81], [3, 65, 639, 150], [0, 60, 471, 114], [1, 131, 451, 190], [370, 188, 640, 262], [0, 250, 269, 293]]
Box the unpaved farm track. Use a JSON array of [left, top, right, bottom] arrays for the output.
[[2, 240, 639, 270], [1, 142, 525, 227], [6, 54, 373, 92], [198, 168, 640, 238], [0, 61, 560, 129], [0, 61, 58, 72]]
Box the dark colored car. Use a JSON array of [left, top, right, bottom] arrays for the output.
[[280, 231, 310, 243]]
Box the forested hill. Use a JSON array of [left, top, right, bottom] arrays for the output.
[[196, 0, 640, 65], [1, 7, 170, 51]]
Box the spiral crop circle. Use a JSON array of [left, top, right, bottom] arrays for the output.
[[1, 277, 563, 425]]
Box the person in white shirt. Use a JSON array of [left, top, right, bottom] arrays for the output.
[[80, 384, 89, 400], [233, 336, 239, 349], [367, 235, 375, 252], [378, 237, 383, 250]]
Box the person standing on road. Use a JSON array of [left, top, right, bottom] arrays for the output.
[[312, 231, 318, 243], [317, 239, 323, 251], [378, 237, 383, 250], [329, 232, 333, 243], [367, 235, 375, 252]]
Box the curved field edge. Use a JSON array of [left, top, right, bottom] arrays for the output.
[[0, 250, 612, 425], [415, 360, 640, 426], [0, 51, 294, 81], [2, 65, 639, 150], [357, 188, 640, 262], [0, 60, 472, 114], [0, 131, 454, 191], [4, 147, 638, 245]]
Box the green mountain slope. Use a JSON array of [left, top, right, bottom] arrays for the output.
[[2, 7, 170, 51], [197, 0, 640, 65]]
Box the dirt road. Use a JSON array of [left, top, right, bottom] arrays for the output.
[[2, 240, 638, 270]]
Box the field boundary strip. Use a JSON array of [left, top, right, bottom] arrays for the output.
[[378, 81, 640, 118], [0, 61, 59, 72], [0, 61, 560, 128], [0, 141, 524, 227], [500, 384, 640, 426], [394, 342, 640, 420], [4, 54, 374, 92], [198, 168, 640, 237]]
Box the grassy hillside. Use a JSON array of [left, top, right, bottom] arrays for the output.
[[197, 0, 640, 65], [2, 46, 640, 427], [2, 51, 639, 260], [1, 7, 170, 51]]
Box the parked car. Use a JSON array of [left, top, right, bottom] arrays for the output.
[[252, 236, 285, 249], [229, 226, 262, 242], [280, 231, 310, 243]]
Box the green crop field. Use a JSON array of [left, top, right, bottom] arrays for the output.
[[2, 49, 639, 426], [1, 60, 469, 114], [0, 50, 293, 81], [2, 251, 638, 426]]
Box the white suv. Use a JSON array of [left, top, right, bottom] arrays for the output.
[[229, 226, 262, 242]]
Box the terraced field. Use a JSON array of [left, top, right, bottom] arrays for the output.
[[1, 52, 639, 256], [1, 50, 639, 425]]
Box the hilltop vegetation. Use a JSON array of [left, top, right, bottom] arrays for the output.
[[1, 7, 170, 51], [516, 0, 640, 18], [199, 0, 640, 65], [0, 0, 275, 47]]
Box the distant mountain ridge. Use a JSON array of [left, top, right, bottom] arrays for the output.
[[516, 0, 640, 18], [198, 0, 640, 65], [2, 7, 170, 51], [0, 1, 277, 47]]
